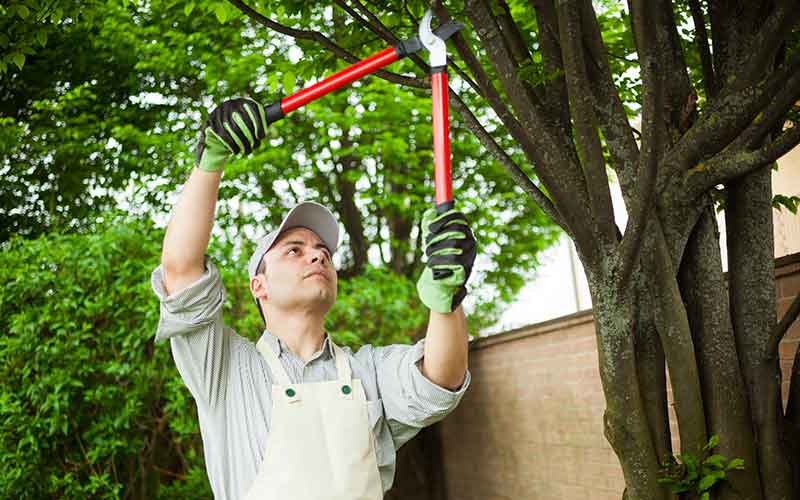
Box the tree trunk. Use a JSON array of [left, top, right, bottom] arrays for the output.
[[726, 164, 794, 499], [585, 259, 670, 500], [678, 203, 762, 499]]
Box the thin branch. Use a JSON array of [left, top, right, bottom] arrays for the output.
[[729, 0, 800, 92], [447, 89, 568, 233], [617, 50, 661, 288], [495, 0, 546, 105], [579, 0, 640, 196], [496, 0, 533, 64], [687, 0, 716, 98], [769, 292, 800, 356], [732, 64, 800, 150], [227, 0, 426, 90], [685, 121, 800, 199], [555, 0, 616, 244], [344, 0, 485, 102]]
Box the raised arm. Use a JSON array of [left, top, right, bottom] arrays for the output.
[[161, 98, 268, 294], [415, 206, 477, 389], [161, 168, 223, 294]]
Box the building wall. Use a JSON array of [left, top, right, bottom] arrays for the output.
[[414, 253, 800, 500]]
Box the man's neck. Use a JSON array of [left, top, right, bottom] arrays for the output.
[[264, 309, 327, 362]]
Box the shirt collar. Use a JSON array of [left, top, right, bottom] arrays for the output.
[[260, 329, 333, 362]]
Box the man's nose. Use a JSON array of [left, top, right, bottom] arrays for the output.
[[310, 249, 328, 265]]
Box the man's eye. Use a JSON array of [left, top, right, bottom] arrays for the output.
[[288, 247, 299, 255]]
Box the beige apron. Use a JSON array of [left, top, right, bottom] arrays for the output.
[[243, 335, 384, 500]]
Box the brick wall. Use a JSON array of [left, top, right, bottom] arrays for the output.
[[389, 252, 800, 500]]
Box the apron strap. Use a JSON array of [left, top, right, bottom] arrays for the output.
[[256, 335, 293, 387], [331, 342, 352, 382], [257, 333, 352, 385]]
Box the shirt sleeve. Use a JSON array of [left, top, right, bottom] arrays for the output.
[[150, 254, 231, 409], [371, 338, 471, 450]]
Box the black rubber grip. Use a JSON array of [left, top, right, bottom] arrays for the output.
[[435, 200, 455, 214], [394, 38, 422, 58], [265, 101, 285, 125]]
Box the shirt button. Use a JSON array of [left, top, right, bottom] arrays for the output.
[[286, 388, 296, 397], [341, 385, 351, 395]]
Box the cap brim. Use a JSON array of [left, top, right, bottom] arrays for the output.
[[274, 201, 339, 256], [248, 201, 339, 279]]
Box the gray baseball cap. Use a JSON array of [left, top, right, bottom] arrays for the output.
[[247, 201, 339, 285]]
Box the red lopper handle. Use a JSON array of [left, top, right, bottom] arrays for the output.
[[431, 69, 452, 212]]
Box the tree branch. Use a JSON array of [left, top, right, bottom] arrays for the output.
[[685, 121, 800, 199], [555, 0, 616, 244], [496, 0, 533, 65], [227, 0, 427, 90], [617, 50, 661, 288], [464, 0, 600, 264], [447, 89, 569, 233], [650, 218, 709, 456], [687, 0, 716, 98], [769, 292, 800, 357], [528, 0, 572, 135], [731, 63, 800, 150], [669, 47, 800, 172], [728, 0, 800, 92], [494, 0, 546, 106], [340, 1, 486, 107], [579, 0, 640, 197]]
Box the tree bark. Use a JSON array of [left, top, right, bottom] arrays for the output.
[[678, 203, 762, 499], [726, 164, 794, 499], [585, 262, 669, 500]]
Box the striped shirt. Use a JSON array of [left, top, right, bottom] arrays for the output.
[[150, 255, 471, 500]]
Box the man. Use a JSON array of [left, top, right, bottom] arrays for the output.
[[151, 98, 477, 499]]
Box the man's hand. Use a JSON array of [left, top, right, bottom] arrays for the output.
[[416, 206, 477, 313], [195, 98, 268, 172]]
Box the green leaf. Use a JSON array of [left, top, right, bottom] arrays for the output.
[[703, 454, 726, 469], [726, 458, 745, 470], [282, 71, 295, 93], [680, 453, 700, 482], [701, 493, 710, 500], [16, 4, 30, 19], [184, 2, 195, 16], [51, 8, 62, 23], [0, 33, 9, 48], [11, 53, 25, 70], [268, 73, 279, 93], [698, 470, 725, 492], [214, 3, 228, 23], [704, 433, 720, 450], [36, 30, 48, 47]]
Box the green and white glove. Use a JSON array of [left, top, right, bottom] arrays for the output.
[[416, 206, 477, 313], [195, 98, 268, 172]]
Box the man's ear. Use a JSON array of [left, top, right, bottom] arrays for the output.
[[250, 274, 267, 300]]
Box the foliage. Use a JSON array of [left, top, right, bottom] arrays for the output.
[[772, 194, 800, 214], [0, 0, 560, 328], [0, 210, 209, 498], [657, 435, 746, 500]]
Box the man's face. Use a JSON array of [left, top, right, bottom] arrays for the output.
[[251, 226, 337, 315]]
